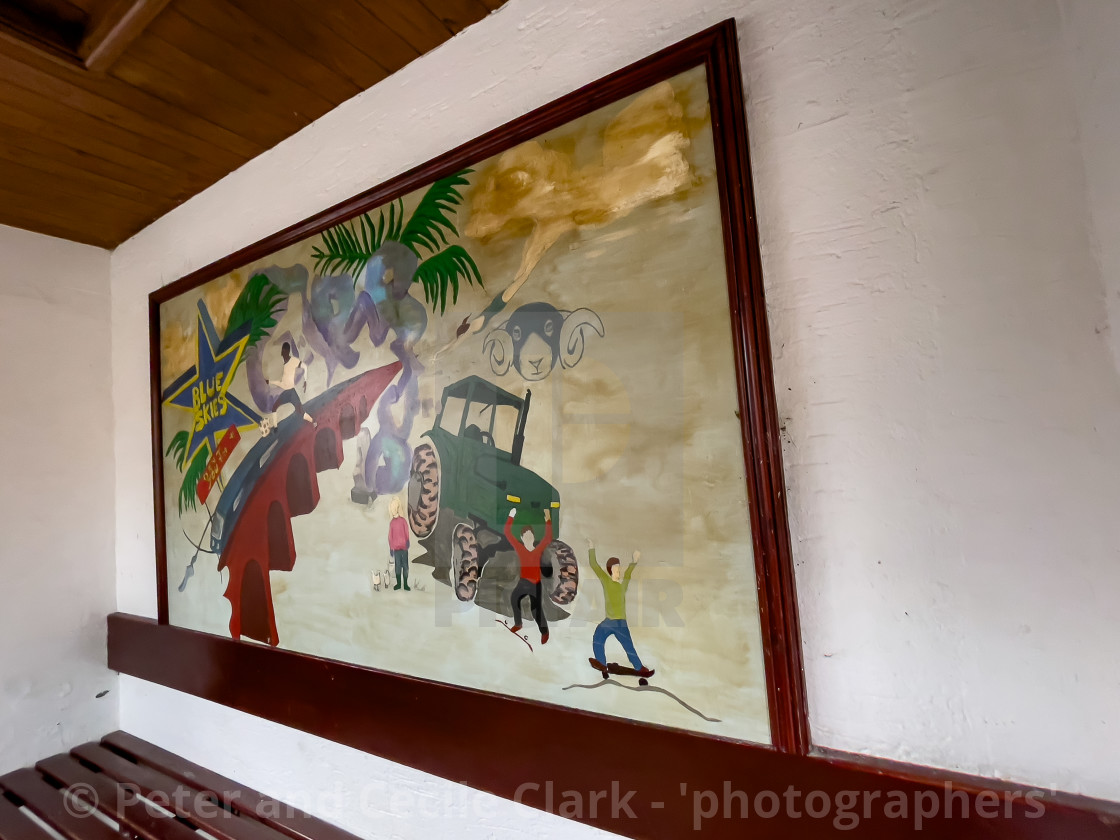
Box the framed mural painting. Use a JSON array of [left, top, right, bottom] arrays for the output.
[[149, 21, 806, 757]]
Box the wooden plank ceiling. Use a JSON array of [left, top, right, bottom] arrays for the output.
[[0, 0, 502, 248]]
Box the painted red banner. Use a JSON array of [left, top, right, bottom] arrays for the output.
[[197, 425, 241, 504]]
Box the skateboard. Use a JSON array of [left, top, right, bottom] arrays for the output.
[[498, 619, 533, 651], [589, 658, 654, 685]]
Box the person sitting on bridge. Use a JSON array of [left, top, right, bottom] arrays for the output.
[[265, 341, 316, 427], [505, 507, 553, 644]]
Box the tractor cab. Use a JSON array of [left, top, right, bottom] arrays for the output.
[[408, 375, 576, 607], [437, 376, 525, 461], [422, 375, 558, 538]]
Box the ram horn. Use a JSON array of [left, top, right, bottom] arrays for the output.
[[559, 309, 605, 369], [484, 328, 514, 376]]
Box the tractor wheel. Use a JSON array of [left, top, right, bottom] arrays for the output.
[[407, 443, 440, 538], [452, 523, 480, 602], [546, 540, 579, 606]]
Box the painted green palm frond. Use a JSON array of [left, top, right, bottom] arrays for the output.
[[166, 430, 189, 471], [414, 246, 482, 314], [311, 220, 368, 278], [386, 196, 404, 242], [310, 199, 405, 279], [226, 274, 287, 347], [399, 169, 473, 257], [177, 448, 209, 515]]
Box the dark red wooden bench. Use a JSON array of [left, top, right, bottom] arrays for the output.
[[0, 733, 361, 840]]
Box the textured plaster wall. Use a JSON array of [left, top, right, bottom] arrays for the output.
[[1061, 0, 1120, 375], [0, 224, 117, 772], [111, 0, 1120, 834]]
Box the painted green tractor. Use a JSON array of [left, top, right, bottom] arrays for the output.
[[407, 375, 578, 606]]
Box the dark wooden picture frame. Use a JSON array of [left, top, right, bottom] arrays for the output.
[[130, 18, 820, 833]]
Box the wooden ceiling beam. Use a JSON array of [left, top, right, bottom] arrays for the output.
[[0, 0, 171, 73], [0, 0, 507, 247], [80, 0, 173, 72], [0, 2, 85, 70]]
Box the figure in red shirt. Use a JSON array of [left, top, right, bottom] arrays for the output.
[[388, 497, 410, 591], [505, 507, 553, 644]]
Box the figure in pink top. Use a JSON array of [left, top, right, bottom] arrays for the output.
[[388, 497, 410, 591]]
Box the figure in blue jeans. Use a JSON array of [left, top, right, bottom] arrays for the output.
[[587, 538, 654, 678]]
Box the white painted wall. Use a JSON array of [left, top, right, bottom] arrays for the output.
[[0, 224, 117, 772], [1062, 0, 1120, 375], [110, 0, 1120, 833]]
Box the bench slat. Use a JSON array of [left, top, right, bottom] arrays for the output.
[[0, 768, 120, 840], [0, 789, 57, 840], [71, 744, 292, 840], [36, 754, 201, 840], [101, 733, 361, 840]]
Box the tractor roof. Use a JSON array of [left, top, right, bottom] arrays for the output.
[[444, 375, 523, 408]]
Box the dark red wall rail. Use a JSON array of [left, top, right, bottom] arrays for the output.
[[108, 614, 1120, 839]]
